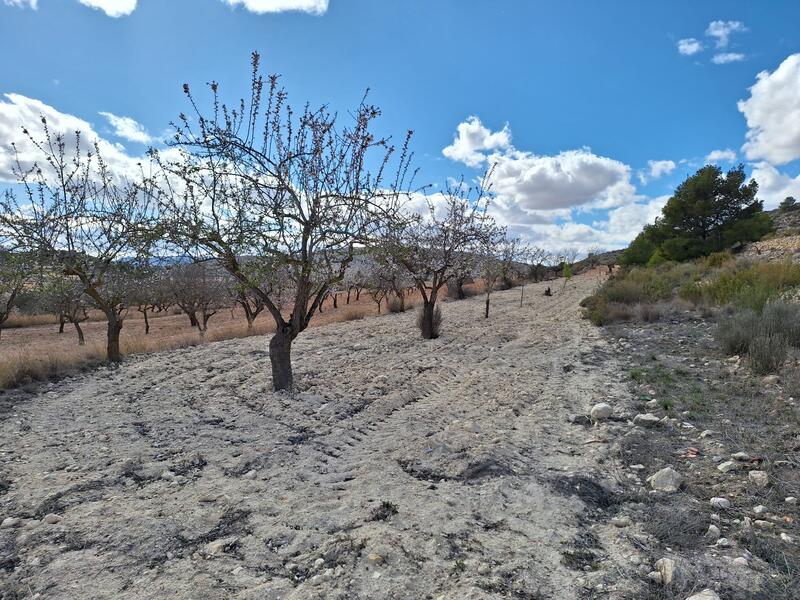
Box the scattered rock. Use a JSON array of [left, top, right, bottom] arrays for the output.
[[705, 524, 721, 541], [242, 470, 257, 480], [367, 553, 384, 564], [731, 452, 750, 461], [647, 467, 683, 492], [42, 513, 61, 525], [633, 413, 660, 427], [710, 497, 731, 509], [699, 429, 714, 438], [590, 403, 613, 421], [646, 571, 663, 584], [748, 470, 769, 488], [717, 461, 738, 473], [686, 590, 721, 600], [1, 517, 20, 528], [611, 516, 631, 528], [752, 505, 767, 515], [754, 520, 773, 529], [462, 421, 481, 433], [645, 399, 660, 410], [206, 536, 238, 556], [314, 558, 325, 568], [762, 375, 780, 385], [732, 557, 749, 566], [715, 537, 731, 547], [780, 533, 795, 544], [654, 557, 685, 586], [160, 470, 175, 481], [786, 497, 798, 505]]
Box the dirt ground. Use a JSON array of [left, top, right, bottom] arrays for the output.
[[0, 270, 679, 599]]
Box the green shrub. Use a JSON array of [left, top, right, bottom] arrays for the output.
[[760, 301, 800, 347]]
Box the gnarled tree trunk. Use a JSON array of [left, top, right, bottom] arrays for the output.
[[106, 312, 123, 362], [74, 321, 85, 345], [269, 328, 293, 391]]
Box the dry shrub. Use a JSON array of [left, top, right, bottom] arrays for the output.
[[339, 308, 366, 322], [3, 313, 61, 328], [761, 301, 800, 347], [638, 303, 663, 322], [387, 296, 406, 313], [784, 365, 800, 399], [715, 310, 759, 355], [748, 333, 788, 375], [581, 295, 634, 326]]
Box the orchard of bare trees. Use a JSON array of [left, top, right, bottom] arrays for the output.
[[0, 52, 578, 392]]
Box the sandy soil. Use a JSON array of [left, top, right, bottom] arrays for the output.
[[0, 270, 647, 599]]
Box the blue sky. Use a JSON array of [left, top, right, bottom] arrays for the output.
[[2, 0, 799, 252]]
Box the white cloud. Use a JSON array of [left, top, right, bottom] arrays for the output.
[[677, 38, 703, 56], [488, 147, 637, 213], [501, 196, 669, 254], [442, 116, 511, 168], [222, 0, 328, 14], [3, 0, 37, 8], [705, 148, 737, 163], [750, 162, 800, 210], [99, 111, 153, 144], [712, 52, 745, 65], [648, 160, 676, 179], [705, 20, 747, 48], [77, 0, 136, 17], [738, 54, 800, 166], [0, 93, 144, 182]]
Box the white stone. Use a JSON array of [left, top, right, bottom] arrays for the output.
[[648, 467, 683, 492], [42, 513, 61, 525], [1, 517, 20, 529], [731, 452, 750, 461], [752, 505, 767, 515], [590, 403, 613, 420], [717, 461, 738, 473], [732, 557, 749, 566], [633, 413, 660, 427], [748, 470, 769, 488], [780, 533, 795, 544], [705, 524, 721, 540], [786, 497, 798, 505], [654, 557, 684, 586], [686, 590, 721, 600], [710, 497, 731, 509], [716, 537, 731, 547]]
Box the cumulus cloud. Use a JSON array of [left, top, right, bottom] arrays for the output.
[[6, 0, 328, 16], [750, 162, 800, 210], [442, 116, 511, 168], [3, 0, 37, 8], [738, 54, 800, 166], [705, 20, 747, 48], [222, 0, 328, 14], [712, 52, 745, 65], [677, 38, 703, 56], [78, 0, 136, 17], [705, 148, 737, 163], [648, 160, 676, 179], [99, 111, 153, 144], [0, 93, 145, 182]]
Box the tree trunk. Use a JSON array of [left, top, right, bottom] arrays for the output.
[[485, 293, 490, 318], [106, 314, 123, 362], [346, 289, 351, 305], [142, 309, 150, 335], [188, 311, 198, 327], [269, 329, 293, 391], [74, 321, 85, 346], [58, 316, 65, 334], [333, 293, 338, 309], [520, 284, 525, 307], [420, 300, 436, 340], [245, 313, 255, 331]]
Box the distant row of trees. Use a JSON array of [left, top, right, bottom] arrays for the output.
[[0, 53, 572, 391]]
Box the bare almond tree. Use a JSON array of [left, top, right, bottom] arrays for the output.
[[378, 176, 496, 339], [39, 275, 89, 345], [155, 53, 413, 390], [166, 262, 230, 336], [0, 124, 156, 361], [0, 251, 32, 341]]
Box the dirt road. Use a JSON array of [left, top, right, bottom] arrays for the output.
[[1, 270, 644, 599]]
